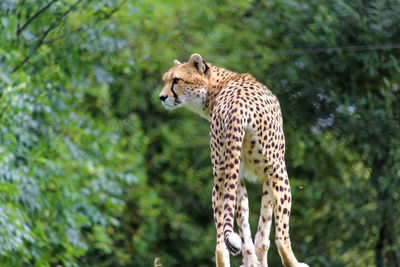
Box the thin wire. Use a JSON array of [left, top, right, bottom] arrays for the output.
[[284, 43, 400, 55]]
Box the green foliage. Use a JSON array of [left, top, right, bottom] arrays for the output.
[[1, 0, 399, 266], [1, 0, 144, 265]]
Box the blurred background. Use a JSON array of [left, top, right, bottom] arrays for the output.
[[0, 0, 399, 266]]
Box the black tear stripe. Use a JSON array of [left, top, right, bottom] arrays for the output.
[[203, 60, 209, 76], [170, 83, 180, 104]]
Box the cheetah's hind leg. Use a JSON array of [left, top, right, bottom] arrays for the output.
[[236, 179, 260, 267]]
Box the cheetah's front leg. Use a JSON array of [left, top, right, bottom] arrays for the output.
[[254, 181, 273, 267]]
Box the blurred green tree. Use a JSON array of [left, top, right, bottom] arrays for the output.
[[1, 0, 399, 266]]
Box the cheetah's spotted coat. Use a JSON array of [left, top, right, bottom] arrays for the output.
[[159, 54, 308, 267]]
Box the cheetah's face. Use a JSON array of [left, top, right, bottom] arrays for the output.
[[159, 54, 209, 111]]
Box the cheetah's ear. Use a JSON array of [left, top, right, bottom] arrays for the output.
[[174, 59, 181, 66], [189, 53, 206, 73]]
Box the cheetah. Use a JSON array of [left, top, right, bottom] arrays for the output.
[[159, 54, 309, 267]]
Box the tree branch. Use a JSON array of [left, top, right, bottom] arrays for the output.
[[43, 0, 129, 45], [17, 0, 59, 37], [11, 0, 83, 73], [97, 0, 129, 21], [15, 0, 27, 43]]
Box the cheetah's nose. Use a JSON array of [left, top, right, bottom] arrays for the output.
[[159, 95, 168, 101]]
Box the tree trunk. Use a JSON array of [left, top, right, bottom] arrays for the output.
[[375, 226, 384, 267], [372, 156, 400, 267]]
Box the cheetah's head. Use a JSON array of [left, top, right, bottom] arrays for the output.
[[159, 53, 210, 114]]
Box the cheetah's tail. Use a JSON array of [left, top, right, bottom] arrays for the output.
[[226, 232, 242, 255]]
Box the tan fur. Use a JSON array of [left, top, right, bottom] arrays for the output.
[[159, 54, 308, 267]]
